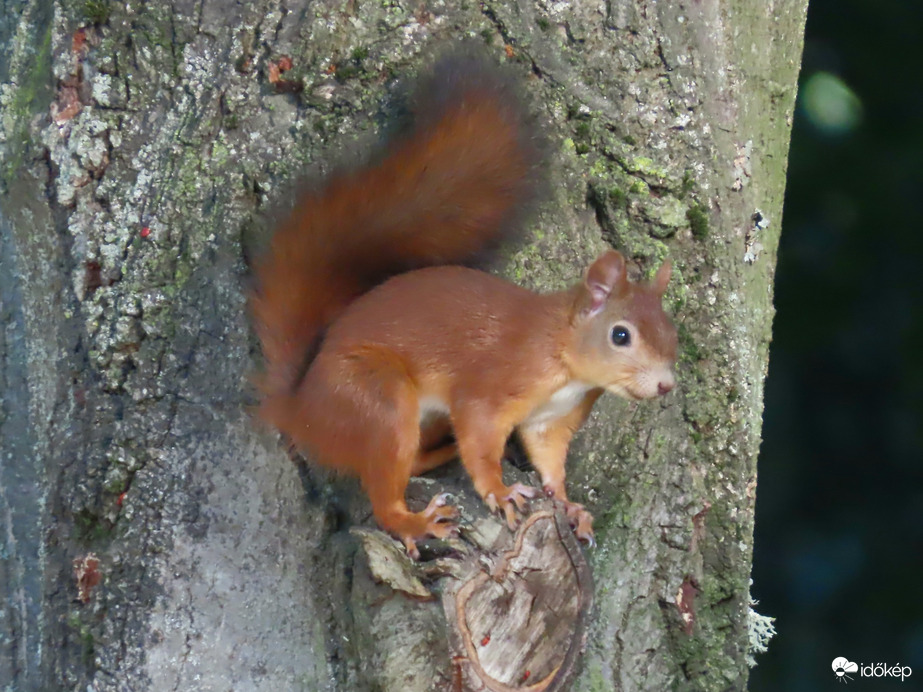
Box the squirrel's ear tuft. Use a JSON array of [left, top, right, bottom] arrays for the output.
[[653, 258, 672, 295], [583, 251, 626, 316]]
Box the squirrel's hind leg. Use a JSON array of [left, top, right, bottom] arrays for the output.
[[411, 442, 459, 476], [368, 488, 459, 559], [412, 414, 458, 476], [341, 351, 458, 559], [362, 460, 459, 560]]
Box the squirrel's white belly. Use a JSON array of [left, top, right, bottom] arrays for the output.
[[417, 382, 593, 430], [419, 395, 451, 425], [521, 381, 594, 429]]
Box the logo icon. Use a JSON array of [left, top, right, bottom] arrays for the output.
[[833, 657, 859, 683]]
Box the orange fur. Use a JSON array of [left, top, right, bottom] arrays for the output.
[[250, 55, 540, 399], [250, 54, 678, 557]]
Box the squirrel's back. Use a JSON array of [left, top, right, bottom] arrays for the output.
[[249, 49, 544, 406]]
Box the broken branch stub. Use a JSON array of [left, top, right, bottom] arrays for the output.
[[443, 508, 594, 691]]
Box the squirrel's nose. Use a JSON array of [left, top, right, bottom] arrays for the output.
[[657, 380, 675, 396]]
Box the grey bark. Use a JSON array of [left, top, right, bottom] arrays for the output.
[[0, 1, 806, 690]]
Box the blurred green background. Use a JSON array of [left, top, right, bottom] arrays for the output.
[[751, 0, 923, 688]]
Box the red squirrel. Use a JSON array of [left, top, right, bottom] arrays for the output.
[[250, 52, 678, 558]]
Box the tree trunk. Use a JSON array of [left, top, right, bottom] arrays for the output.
[[0, 1, 806, 690]]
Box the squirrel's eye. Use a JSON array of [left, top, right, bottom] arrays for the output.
[[610, 325, 631, 347]]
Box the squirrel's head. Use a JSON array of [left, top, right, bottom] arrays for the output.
[[567, 251, 678, 401]]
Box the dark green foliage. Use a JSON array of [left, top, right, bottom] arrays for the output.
[[687, 203, 709, 239], [609, 187, 627, 209], [83, 0, 111, 24]]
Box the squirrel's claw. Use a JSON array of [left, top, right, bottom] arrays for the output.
[[569, 505, 595, 547], [486, 482, 537, 530], [545, 491, 596, 548], [395, 493, 460, 560], [424, 492, 459, 521], [402, 537, 421, 560], [506, 482, 537, 509]]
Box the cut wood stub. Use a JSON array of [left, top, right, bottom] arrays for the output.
[[443, 509, 594, 692]]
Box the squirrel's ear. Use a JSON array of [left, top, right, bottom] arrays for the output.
[[653, 258, 672, 295], [583, 251, 626, 316]]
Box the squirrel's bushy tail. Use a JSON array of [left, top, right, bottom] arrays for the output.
[[250, 50, 544, 400]]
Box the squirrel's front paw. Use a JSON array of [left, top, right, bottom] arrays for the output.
[[543, 486, 595, 547], [560, 500, 596, 547], [485, 482, 538, 529]]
